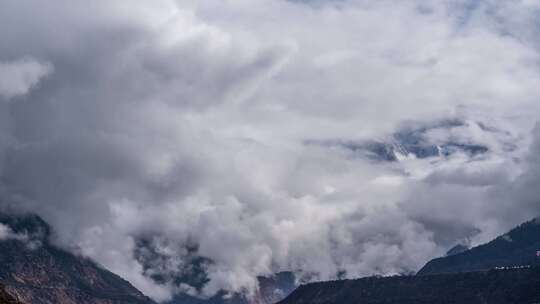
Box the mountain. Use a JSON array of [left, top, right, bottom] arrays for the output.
[[278, 267, 540, 304], [418, 217, 540, 275], [444, 243, 469, 256], [306, 119, 491, 162], [0, 212, 156, 304], [0, 211, 295, 304], [0, 284, 22, 304], [134, 235, 296, 304], [277, 217, 540, 304], [165, 271, 296, 304]]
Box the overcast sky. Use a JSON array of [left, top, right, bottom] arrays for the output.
[[1, 0, 540, 301]]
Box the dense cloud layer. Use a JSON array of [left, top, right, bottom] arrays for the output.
[[0, 0, 540, 301]]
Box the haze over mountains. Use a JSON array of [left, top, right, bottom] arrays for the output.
[[0, 211, 539, 303], [306, 118, 504, 162], [0, 211, 296, 304]]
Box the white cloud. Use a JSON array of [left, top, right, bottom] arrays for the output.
[[0, 223, 12, 240], [0, 223, 30, 243]]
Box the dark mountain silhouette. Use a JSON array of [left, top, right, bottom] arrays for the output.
[[418, 217, 540, 275], [0, 212, 156, 304], [278, 267, 540, 304], [278, 217, 540, 304], [444, 243, 469, 256]]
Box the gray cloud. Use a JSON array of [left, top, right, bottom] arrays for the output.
[[0, 0, 539, 302], [0, 223, 19, 241], [0, 58, 51, 100]]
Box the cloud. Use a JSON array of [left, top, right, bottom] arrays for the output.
[[486, 123, 540, 227], [0, 0, 539, 301], [0, 58, 52, 100], [0, 223, 15, 240], [0, 222, 41, 249]]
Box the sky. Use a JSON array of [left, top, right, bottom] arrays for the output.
[[1, 0, 540, 301]]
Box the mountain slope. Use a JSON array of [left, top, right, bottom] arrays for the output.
[[0, 284, 22, 304], [418, 217, 540, 275], [278, 217, 540, 304], [0, 212, 156, 304], [278, 267, 540, 304]]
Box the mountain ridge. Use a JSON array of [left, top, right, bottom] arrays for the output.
[[277, 267, 540, 304], [277, 217, 540, 304], [0, 212, 157, 304], [418, 217, 540, 275]]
